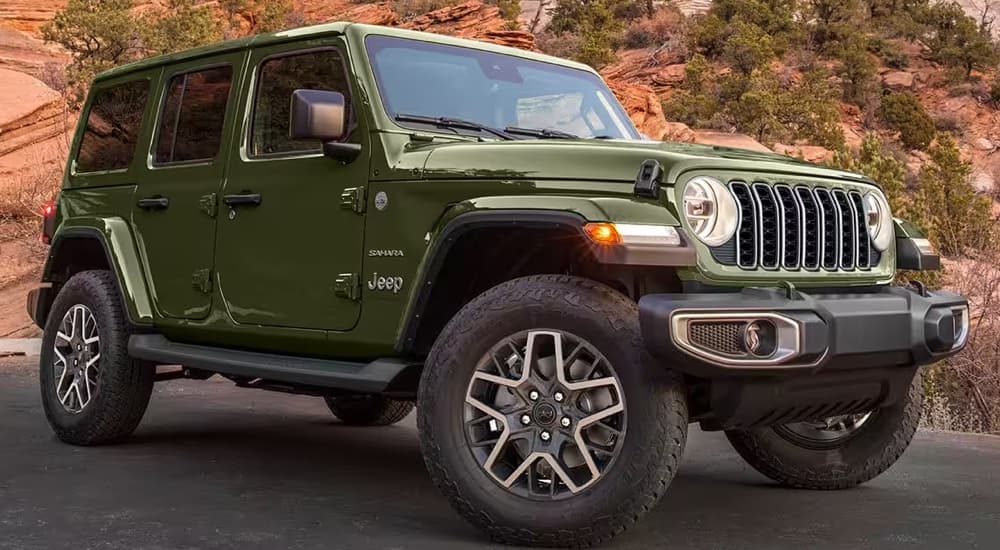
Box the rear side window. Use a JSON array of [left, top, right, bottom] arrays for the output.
[[154, 65, 233, 164], [75, 80, 150, 173], [250, 49, 351, 156]]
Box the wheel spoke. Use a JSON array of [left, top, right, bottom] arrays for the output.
[[56, 331, 72, 343], [464, 329, 626, 500], [86, 353, 101, 368]]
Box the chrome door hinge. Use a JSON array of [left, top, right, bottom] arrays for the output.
[[192, 268, 213, 294], [333, 273, 361, 301], [340, 187, 366, 214], [199, 193, 217, 218]]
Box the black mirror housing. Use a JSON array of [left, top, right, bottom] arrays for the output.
[[289, 89, 347, 142]]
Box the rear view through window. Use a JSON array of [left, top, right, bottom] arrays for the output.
[[154, 66, 233, 164], [75, 80, 150, 173]]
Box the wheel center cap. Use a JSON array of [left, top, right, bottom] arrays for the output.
[[533, 403, 557, 426]]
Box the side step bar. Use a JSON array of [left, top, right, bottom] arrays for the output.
[[128, 334, 419, 394]]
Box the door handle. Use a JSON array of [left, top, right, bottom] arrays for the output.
[[137, 196, 169, 210], [223, 193, 262, 207]]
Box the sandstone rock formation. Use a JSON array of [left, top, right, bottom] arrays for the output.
[[0, 0, 65, 37], [0, 67, 70, 185], [605, 80, 669, 139], [400, 1, 535, 50], [0, 25, 66, 79]]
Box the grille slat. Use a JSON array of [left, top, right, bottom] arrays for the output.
[[723, 181, 877, 272]]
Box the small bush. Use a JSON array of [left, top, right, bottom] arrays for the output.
[[391, 0, 462, 19], [621, 6, 686, 50], [990, 73, 1000, 104], [877, 92, 936, 150], [870, 37, 909, 69], [837, 36, 877, 107], [911, 134, 996, 256]]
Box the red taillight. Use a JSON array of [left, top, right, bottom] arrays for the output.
[[41, 200, 57, 245]]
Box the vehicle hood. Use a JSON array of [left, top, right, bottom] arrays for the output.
[[418, 139, 873, 186]]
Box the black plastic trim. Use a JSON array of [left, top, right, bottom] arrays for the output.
[[639, 285, 967, 378], [896, 236, 941, 271], [129, 334, 419, 394]]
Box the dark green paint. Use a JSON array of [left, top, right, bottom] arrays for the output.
[[46, 23, 903, 360]]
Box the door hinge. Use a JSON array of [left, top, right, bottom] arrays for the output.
[[333, 273, 361, 301], [192, 268, 213, 294], [340, 187, 366, 213], [199, 193, 217, 218]]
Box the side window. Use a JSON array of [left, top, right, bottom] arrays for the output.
[[154, 65, 233, 164], [75, 80, 150, 173], [250, 49, 351, 157]]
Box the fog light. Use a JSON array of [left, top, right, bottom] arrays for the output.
[[742, 320, 777, 358]]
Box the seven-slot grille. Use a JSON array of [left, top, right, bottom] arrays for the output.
[[727, 181, 876, 271]]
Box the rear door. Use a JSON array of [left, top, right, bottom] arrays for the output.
[[131, 53, 246, 320], [213, 40, 369, 331]]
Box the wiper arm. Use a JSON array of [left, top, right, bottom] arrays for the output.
[[395, 114, 515, 140], [503, 126, 579, 139]]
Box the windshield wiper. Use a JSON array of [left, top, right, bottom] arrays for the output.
[[503, 126, 579, 140], [395, 114, 515, 140]]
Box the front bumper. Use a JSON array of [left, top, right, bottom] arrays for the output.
[[639, 285, 968, 430], [639, 285, 968, 378]]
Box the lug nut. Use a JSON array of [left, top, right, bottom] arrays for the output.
[[560, 417, 571, 428], [540, 430, 551, 442], [529, 390, 540, 401], [521, 414, 532, 425], [554, 391, 564, 402]]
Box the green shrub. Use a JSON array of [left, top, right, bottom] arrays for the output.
[[877, 92, 936, 150], [991, 73, 1000, 104], [870, 37, 909, 69], [837, 36, 877, 107], [917, 1, 998, 79], [722, 20, 775, 76], [913, 134, 995, 255]]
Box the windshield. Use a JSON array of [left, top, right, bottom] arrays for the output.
[[365, 35, 640, 140]]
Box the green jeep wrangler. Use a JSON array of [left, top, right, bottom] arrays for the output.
[[27, 23, 969, 547]]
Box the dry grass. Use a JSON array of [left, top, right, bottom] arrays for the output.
[[922, 253, 1000, 434]]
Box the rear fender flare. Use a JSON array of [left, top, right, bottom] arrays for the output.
[[43, 218, 154, 327]]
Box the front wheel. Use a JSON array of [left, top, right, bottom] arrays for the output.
[[726, 370, 923, 490], [418, 275, 688, 547]]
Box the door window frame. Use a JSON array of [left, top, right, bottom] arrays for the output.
[[242, 45, 358, 163], [148, 62, 237, 170]]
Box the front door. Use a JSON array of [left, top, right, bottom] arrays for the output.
[[132, 53, 246, 320], [213, 41, 368, 331]]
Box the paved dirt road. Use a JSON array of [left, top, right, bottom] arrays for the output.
[[2, 356, 999, 550]]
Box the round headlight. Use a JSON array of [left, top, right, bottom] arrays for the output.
[[682, 176, 738, 247], [863, 191, 893, 251]]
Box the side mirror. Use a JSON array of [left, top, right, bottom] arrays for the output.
[[289, 89, 360, 162]]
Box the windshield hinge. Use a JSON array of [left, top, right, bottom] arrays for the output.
[[333, 273, 362, 301], [199, 193, 217, 218], [340, 187, 366, 213], [191, 268, 213, 294]]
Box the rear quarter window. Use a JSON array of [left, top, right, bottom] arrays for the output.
[[154, 65, 233, 164], [75, 80, 150, 174]]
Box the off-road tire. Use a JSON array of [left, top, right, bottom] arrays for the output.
[[323, 395, 414, 426], [39, 270, 154, 445], [418, 275, 688, 548], [725, 370, 923, 490]]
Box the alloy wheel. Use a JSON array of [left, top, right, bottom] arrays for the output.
[[52, 304, 101, 413], [463, 330, 626, 500]]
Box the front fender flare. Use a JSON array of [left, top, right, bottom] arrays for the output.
[[396, 198, 695, 353]]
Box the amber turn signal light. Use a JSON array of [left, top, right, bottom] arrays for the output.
[[583, 223, 623, 245]]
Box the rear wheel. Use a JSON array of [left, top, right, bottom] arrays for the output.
[[418, 275, 687, 547], [726, 371, 923, 490], [39, 271, 154, 445], [323, 395, 414, 426]]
